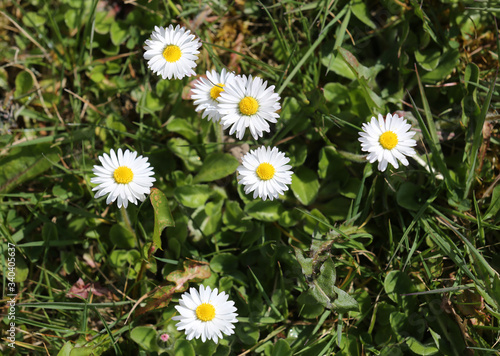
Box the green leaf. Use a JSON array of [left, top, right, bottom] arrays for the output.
[[244, 200, 284, 222], [168, 138, 202, 171], [150, 188, 175, 250], [222, 200, 254, 232], [332, 287, 359, 313], [291, 166, 319, 205], [323, 82, 350, 104], [193, 152, 239, 184], [14, 71, 34, 98], [421, 49, 460, 82], [109, 250, 141, 279], [94, 12, 113, 34], [396, 182, 421, 211], [337, 47, 384, 111], [340, 178, 362, 200], [318, 147, 350, 182], [272, 339, 292, 356], [415, 48, 441, 71], [315, 258, 337, 302], [22, 11, 46, 27], [406, 337, 439, 355], [89, 65, 106, 83], [57, 342, 73, 356], [321, 55, 356, 80], [278, 209, 300, 227], [130, 326, 160, 352], [64, 9, 78, 29], [174, 339, 195, 356], [110, 223, 136, 249], [191, 200, 223, 236], [210, 253, 239, 273], [297, 290, 325, 319], [144, 91, 162, 111], [384, 270, 417, 311], [309, 282, 332, 309], [192, 338, 218, 356], [351, 0, 376, 29], [174, 185, 212, 209], [293, 246, 314, 276], [0, 143, 60, 194], [166, 118, 197, 143], [287, 143, 307, 167], [235, 324, 260, 345], [213, 344, 231, 356], [110, 21, 129, 46]]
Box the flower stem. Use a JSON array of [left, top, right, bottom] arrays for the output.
[[120, 206, 136, 239]]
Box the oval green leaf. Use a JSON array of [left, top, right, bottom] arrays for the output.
[[174, 339, 195, 356], [15, 71, 34, 99], [244, 200, 284, 222], [193, 152, 239, 184], [150, 188, 175, 250], [174, 185, 212, 209], [291, 166, 319, 205], [130, 326, 159, 352]]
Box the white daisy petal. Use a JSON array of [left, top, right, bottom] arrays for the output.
[[218, 75, 281, 140], [191, 69, 236, 123], [358, 113, 417, 172], [143, 25, 201, 80], [236, 146, 293, 201], [173, 285, 238, 343], [91, 149, 156, 208]]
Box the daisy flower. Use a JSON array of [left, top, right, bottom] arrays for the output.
[[90, 148, 156, 208], [172, 285, 238, 343], [237, 146, 293, 201], [191, 69, 236, 123], [358, 113, 417, 172], [143, 25, 201, 80], [217, 75, 281, 140]]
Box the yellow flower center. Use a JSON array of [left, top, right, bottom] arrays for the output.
[[256, 162, 275, 181], [239, 96, 259, 116], [162, 45, 182, 63], [379, 131, 398, 150], [210, 83, 225, 100], [195, 303, 216, 321], [113, 166, 134, 184]]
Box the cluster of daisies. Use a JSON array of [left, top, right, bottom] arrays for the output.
[[144, 24, 294, 201], [88, 24, 418, 344]]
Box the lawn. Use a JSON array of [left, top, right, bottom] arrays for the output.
[[0, 0, 499, 355]]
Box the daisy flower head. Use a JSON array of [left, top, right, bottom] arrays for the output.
[[172, 285, 238, 343], [358, 113, 417, 172], [237, 146, 293, 201], [90, 148, 156, 208], [143, 25, 201, 80], [191, 69, 236, 123], [217, 75, 281, 140]]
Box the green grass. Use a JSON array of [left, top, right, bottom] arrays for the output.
[[1, 0, 500, 355]]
